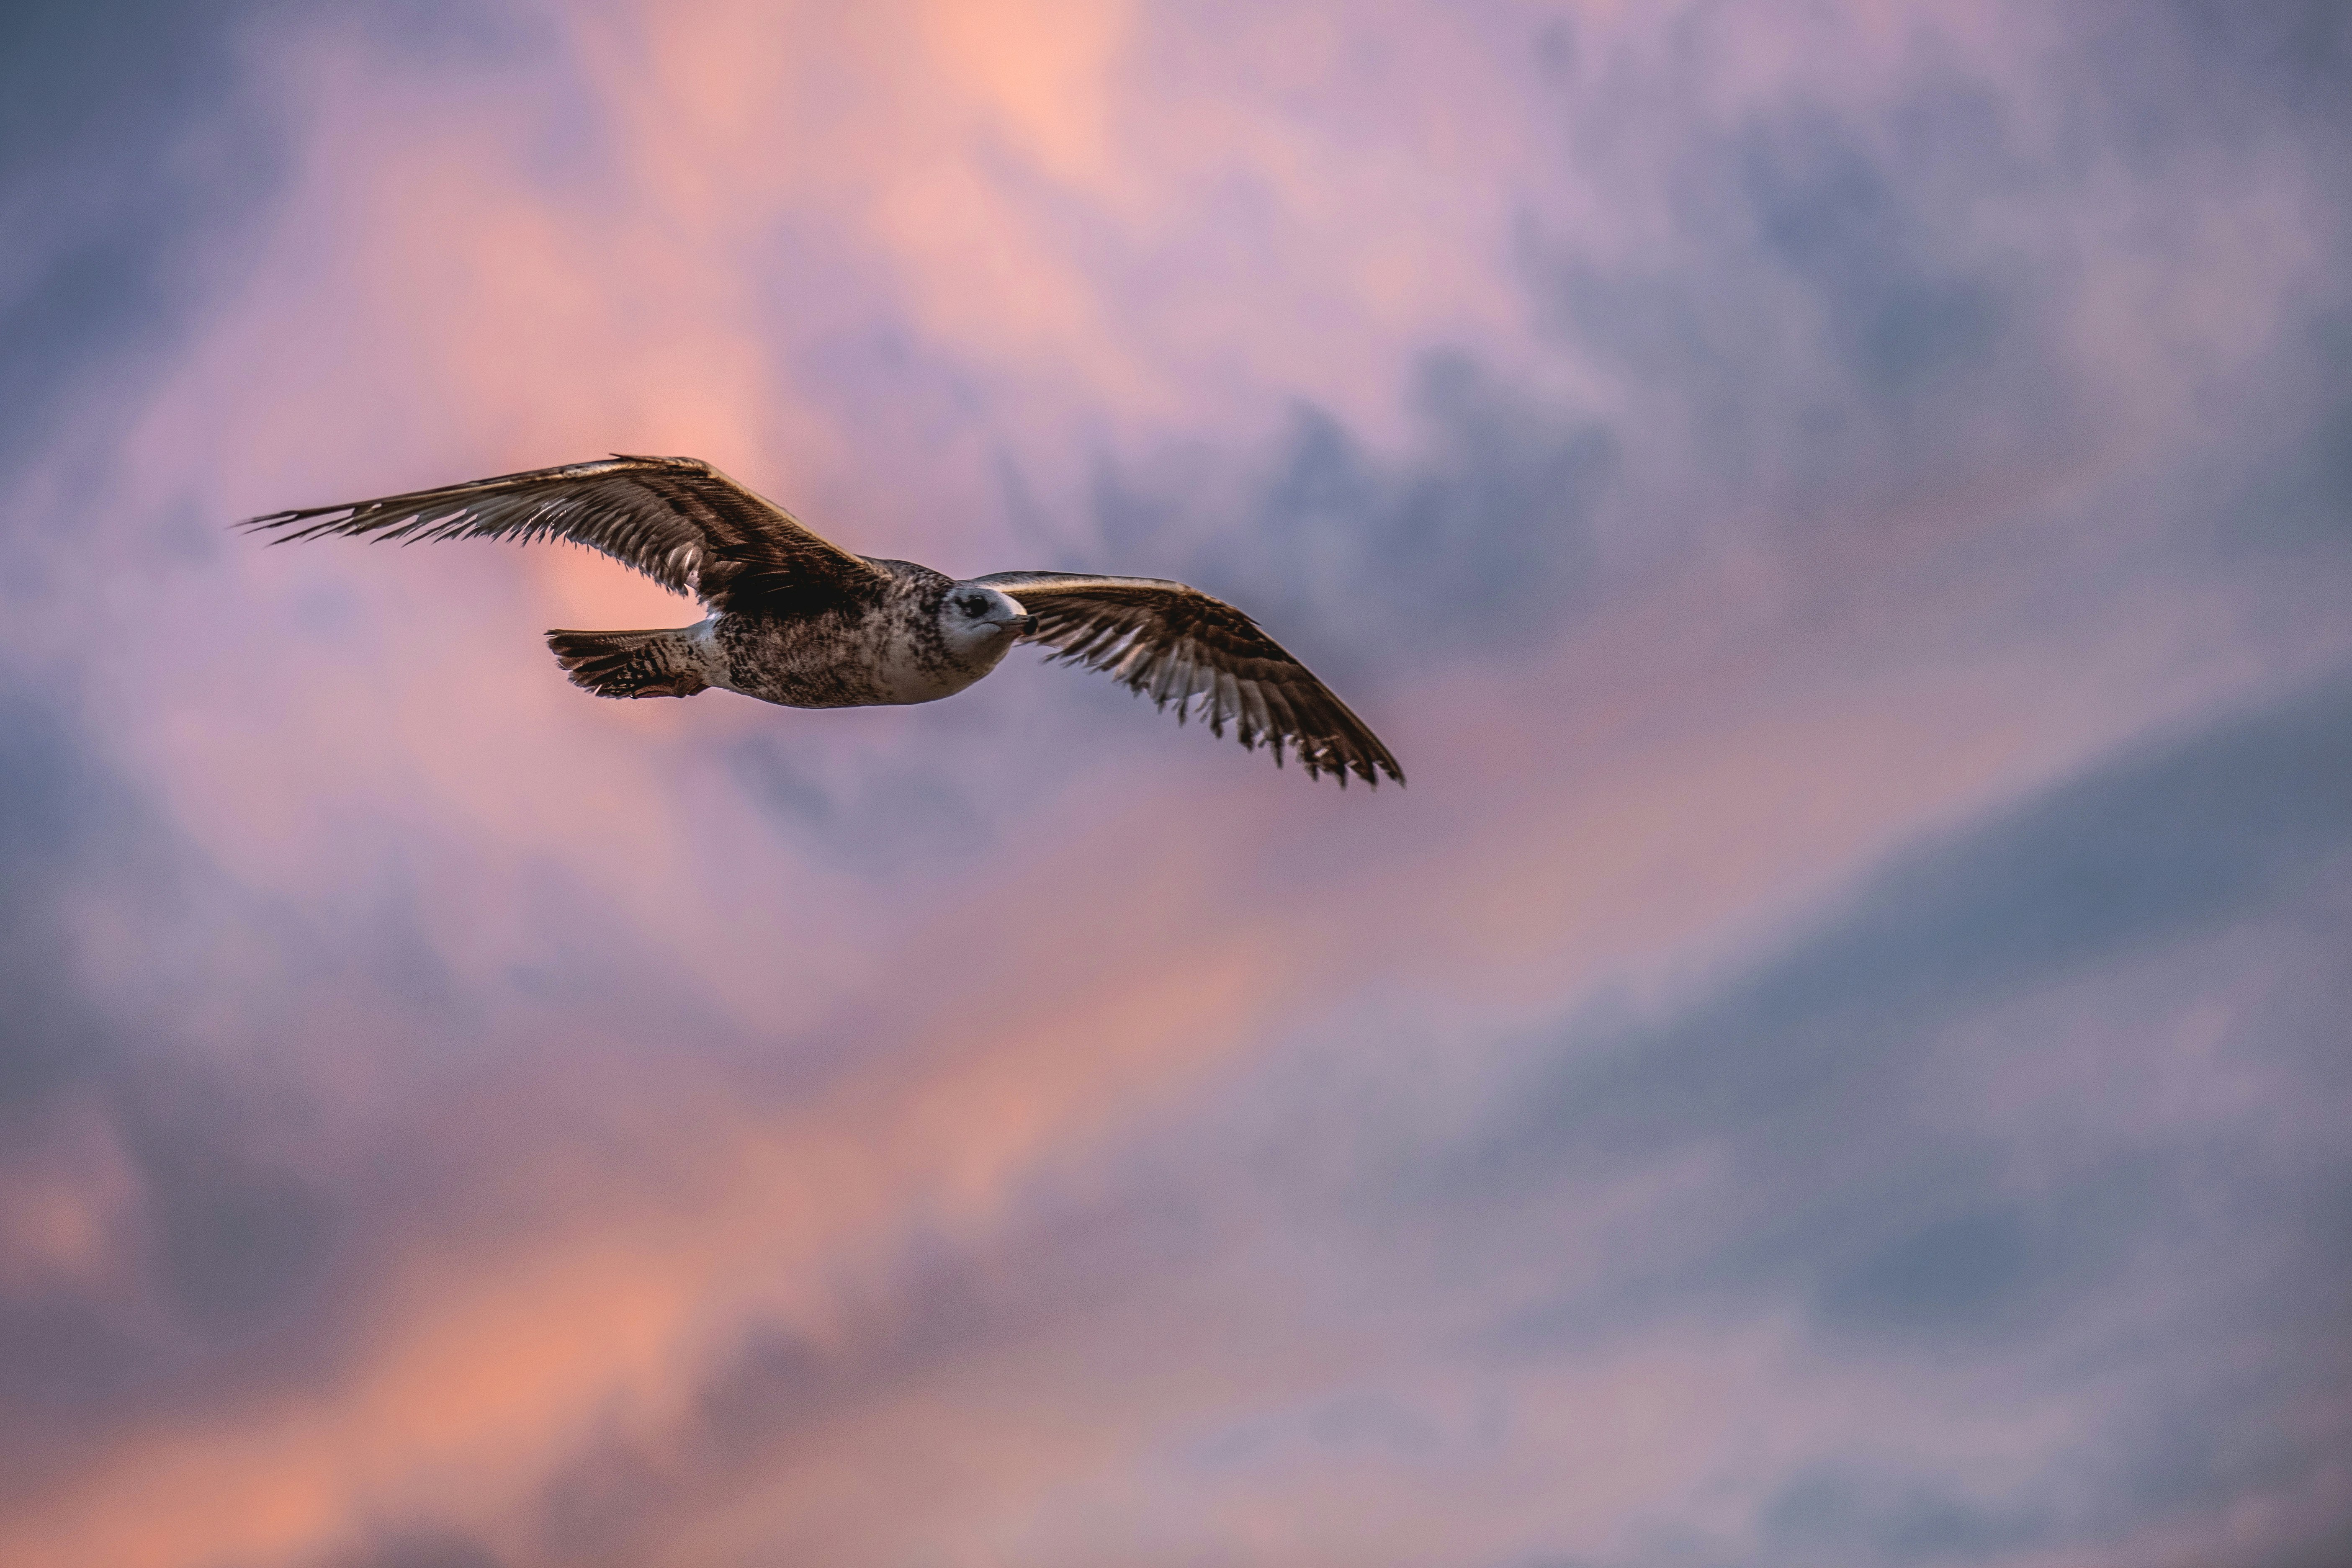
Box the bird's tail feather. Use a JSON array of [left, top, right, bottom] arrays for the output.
[[546, 627, 711, 699]]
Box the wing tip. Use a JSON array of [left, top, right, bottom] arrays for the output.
[[1317, 757, 1406, 790], [234, 505, 357, 543]]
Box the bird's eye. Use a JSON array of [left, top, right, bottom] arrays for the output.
[[960, 595, 988, 617]]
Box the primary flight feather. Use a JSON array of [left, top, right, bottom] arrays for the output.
[[242, 454, 1403, 786]]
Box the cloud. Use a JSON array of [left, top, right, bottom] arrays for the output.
[[2, 2, 2350, 1567], [0, 694, 134, 1112], [1495, 668, 2352, 1165], [324, 1528, 507, 1568], [0, 0, 285, 475], [1413, 671, 2352, 1563]]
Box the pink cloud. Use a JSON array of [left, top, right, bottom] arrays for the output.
[[4, 2, 2349, 1565]]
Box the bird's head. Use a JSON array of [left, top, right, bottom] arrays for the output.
[[939, 583, 1036, 667]]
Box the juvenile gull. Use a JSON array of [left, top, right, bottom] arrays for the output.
[[243, 454, 1402, 785]]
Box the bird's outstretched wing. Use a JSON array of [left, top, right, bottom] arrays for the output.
[[241, 454, 889, 615], [974, 572, 1402, 786]]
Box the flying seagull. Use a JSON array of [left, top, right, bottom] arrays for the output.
[[242, 454, 1402, 785]]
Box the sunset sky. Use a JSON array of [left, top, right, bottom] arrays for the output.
[[3, 3, 2349, 1565]]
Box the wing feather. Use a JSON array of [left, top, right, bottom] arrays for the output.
[[1237, 676, 1278, 755], [240, 454, 888, 615], [974, 571, 1403, 786]]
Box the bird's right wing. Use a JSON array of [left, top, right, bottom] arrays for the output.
[[975, 572, 1403, 786], [241, 454, 890, 615]]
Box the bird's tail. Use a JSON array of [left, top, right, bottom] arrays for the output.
[[545, 627, 712, 699]]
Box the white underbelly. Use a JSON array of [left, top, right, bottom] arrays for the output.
[[868, 641, 990, 705], [873, 664, 968, 705]]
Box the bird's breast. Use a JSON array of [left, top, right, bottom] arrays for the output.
[[713, 606, 989, 709], [867, 618, 990, 705]]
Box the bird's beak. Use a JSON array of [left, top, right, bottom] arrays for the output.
[[1001, 613, 1037, 636]]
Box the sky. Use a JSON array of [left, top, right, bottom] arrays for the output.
[[1, 2, 2349, 1565]]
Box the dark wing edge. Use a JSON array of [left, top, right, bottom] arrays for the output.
[[975, 572, 1404, 787], [237, 453, 887, 612]]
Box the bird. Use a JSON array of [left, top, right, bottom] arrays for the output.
[[242, 454, 1402, 786]]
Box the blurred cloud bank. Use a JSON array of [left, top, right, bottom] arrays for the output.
[[2, 1, 2348, 1565]]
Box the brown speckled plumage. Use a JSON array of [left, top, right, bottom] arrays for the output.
[[243, 454, 1402, 785]]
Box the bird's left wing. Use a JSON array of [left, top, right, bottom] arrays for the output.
[[974, 572, 1402, 786], [240, 454, 889, 615]]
